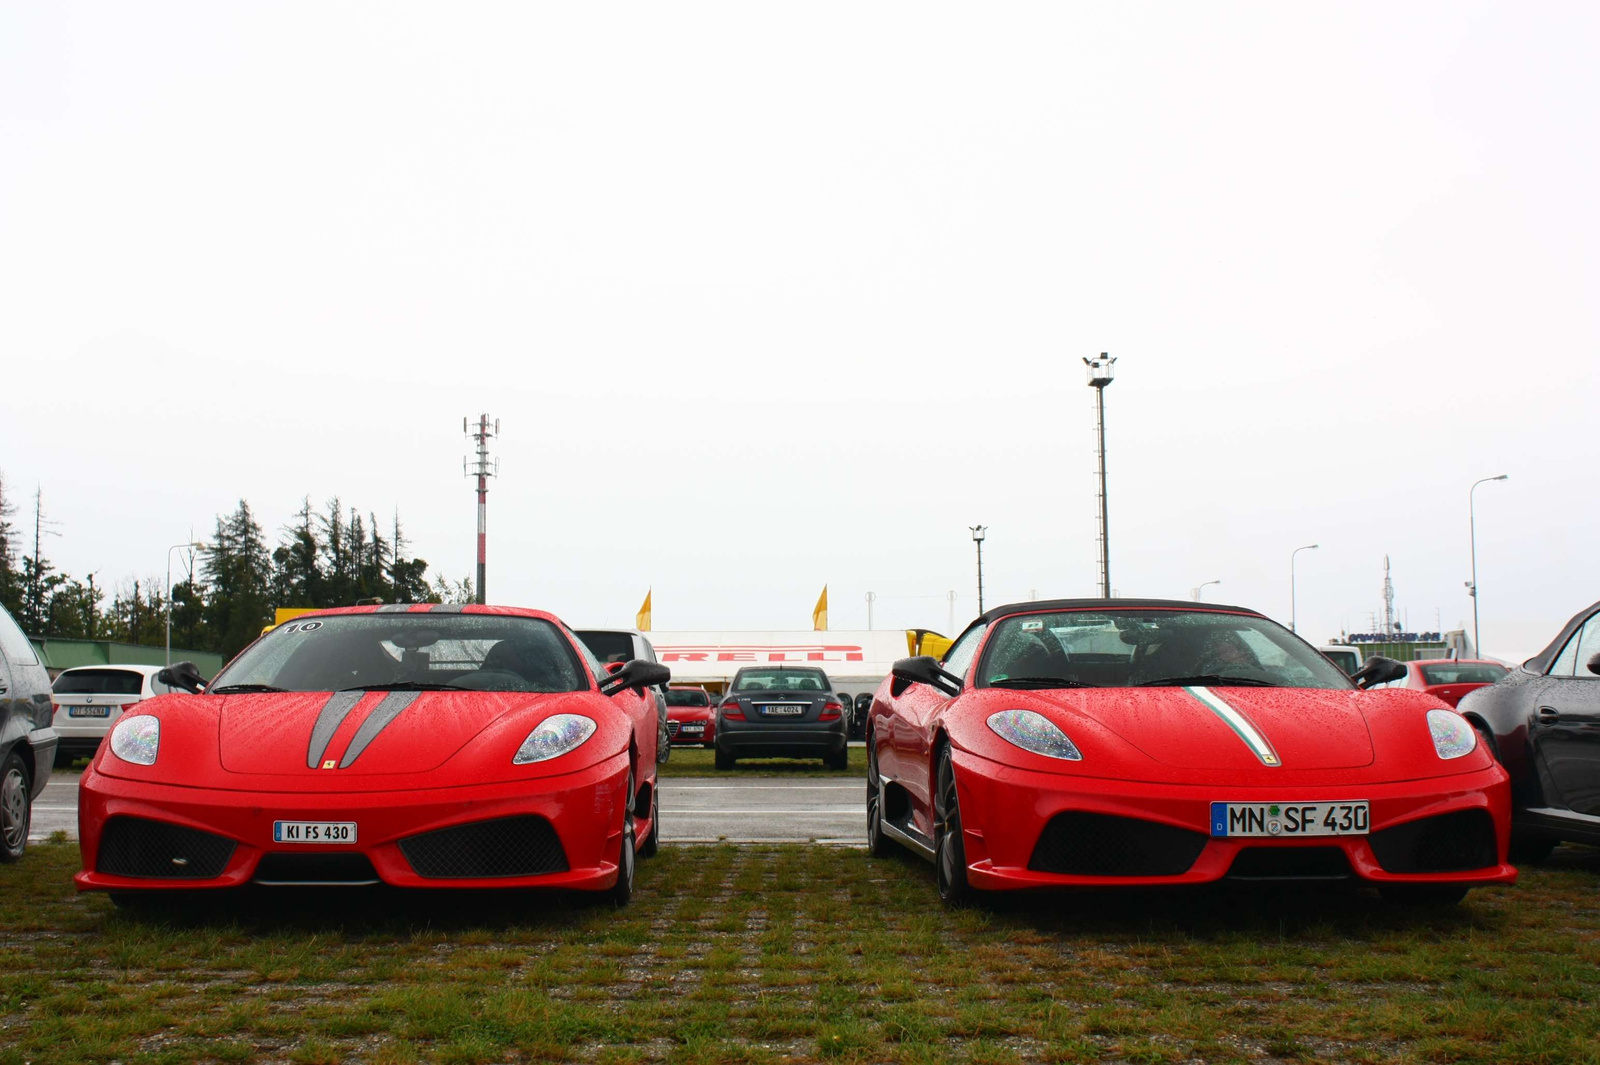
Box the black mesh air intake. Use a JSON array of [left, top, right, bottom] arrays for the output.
[[254, 852, 380, 884], [1028, 811, 1208, 876], [1368, 809, 1498, 874], [96, 817, 236, 879], [399, 815, 568, 879], [1228, 846, 1352, 879]]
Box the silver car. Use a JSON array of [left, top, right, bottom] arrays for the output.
[[51, 665, 175, 760], [0, 605, 57, 861]]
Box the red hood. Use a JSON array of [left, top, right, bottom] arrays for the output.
[[218, 690, 564, 775], [1034, 686, 1376, 771]]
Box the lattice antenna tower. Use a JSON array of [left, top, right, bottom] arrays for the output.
[[463, 415, 500, 605], [1382, 555, 1396, 634]]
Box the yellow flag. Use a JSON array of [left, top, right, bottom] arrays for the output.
[[812, 585, 828, 631], [636, 589, 652, 632]]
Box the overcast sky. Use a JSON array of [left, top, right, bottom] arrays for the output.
[[2, 2, 1596, 660]]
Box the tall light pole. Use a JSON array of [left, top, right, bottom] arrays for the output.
[[464, 415, 499, 605], [970, 526, 987, 614], [166, 541, 208, 666], [865, 591, 876, 630], [947, 590, 957, 633], [1193, 580, 1220, 601], [1290, 544, 1319, 633], [1468, 474, 1508, 655], [1084, 353, 1116, 598]]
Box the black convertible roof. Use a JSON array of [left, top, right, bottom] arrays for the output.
[[975, 598, 1265, 626]]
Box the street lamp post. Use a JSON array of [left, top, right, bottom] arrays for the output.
[[1084, 354, 1116, 598], [1290, 543, 1319, 633], [1468, 475, 1509, 655], [866, 591, 876, 630], [1193, 580, 1220, 601], [970, 526, 987, 614], [166, 541, 208, 666]]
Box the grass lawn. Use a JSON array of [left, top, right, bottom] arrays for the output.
[[658, 747, 867, 778], [3, 840, 1600, 1065]]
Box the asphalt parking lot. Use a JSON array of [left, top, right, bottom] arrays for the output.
[[30, 770, 866, 844]]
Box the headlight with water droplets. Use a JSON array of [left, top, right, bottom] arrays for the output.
[[110, 715, 160, 766], [987, 709, 1083, 761], [1427, 709, 1476, 760], [514, 714, 597, 764]]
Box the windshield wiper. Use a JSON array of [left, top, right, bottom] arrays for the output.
[[989, 676, 1099, 690], [338, 682, 475, 692], [1137, 675, 1281, 688], [209, 683, 289, 694]]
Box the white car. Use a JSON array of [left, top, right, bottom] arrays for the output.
[[50, 665, 175, 759]]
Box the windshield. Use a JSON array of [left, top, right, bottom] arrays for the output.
[[978, 609, 1354, 690], [575, 631, 634, 664], [1421, 663, 1507, 685], [210, 614, 587, 693], [665, 690, 710, 707], [733, 669, 830, 692], [53, 669, 145, 696]]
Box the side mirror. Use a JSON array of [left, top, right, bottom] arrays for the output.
[[890, 655, 962, 698], [600, 658, 672, 696], [1587, 652, 1600, 676], [1351, 655, 1407, 690], [157, 661, 208, 694]]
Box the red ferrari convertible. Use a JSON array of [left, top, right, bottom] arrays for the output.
[[867, 599, 1516, 905], [75, 605, 668, 905]]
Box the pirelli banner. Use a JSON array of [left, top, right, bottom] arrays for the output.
[[648, 630, 914, 688]]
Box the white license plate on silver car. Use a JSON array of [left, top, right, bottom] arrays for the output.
[[761, 705, 806, 716], [272, 821, 357, 844], [1210, 801, 1369, 838], [68, 706, 110, 717]]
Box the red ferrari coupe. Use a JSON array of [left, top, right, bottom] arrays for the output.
[[867, 599, 1516, 906], [75, 605, 668, 905]]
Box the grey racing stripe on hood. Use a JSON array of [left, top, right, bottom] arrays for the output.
[[306, 691, 366, 769], [338, 691, 422, 768]]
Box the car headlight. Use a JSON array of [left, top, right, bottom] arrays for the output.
[[987, 709, 1082, 761], [109, 715, 160, 765], [513, 714, 597, 764], [1427, 709, 1476, 760]]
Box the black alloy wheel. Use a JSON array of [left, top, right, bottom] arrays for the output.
[[714, 747, 736, 770], [865, 735, 892, 858], [825, 747, 849, 771], [934, 744, 972, 905], [606, 769, 637, 907], [0, 752, 29, 862]]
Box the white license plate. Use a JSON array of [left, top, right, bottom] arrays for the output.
[[761, 705, 806, 716], [681, 723, 705, 732], [68, 706, 111, 718], [272, 821, 357, 844], [1210, 801, 1369, 838]]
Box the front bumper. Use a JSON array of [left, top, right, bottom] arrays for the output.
[[951, 747, 1517, 891], [667, 717, 715, 745], [74, 751, 635, 893], [717, 716, 847, 757]]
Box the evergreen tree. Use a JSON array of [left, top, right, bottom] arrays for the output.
[[271, 497, 323, 607], [203, 501, 273, 658]]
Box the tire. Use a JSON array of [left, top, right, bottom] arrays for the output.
[[934, 744, 973, 905], [605, 769, 637, 907], [825, 747, 849, 771], [0, 751, 30, 863], [865, 735, 893, 858], [1509, 836, 1558, 865], [1379, 884, 1469, 907], [714, 747, 736, 771], [639, 785, 659, 859]]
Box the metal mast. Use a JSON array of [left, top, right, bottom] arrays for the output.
[[463, 415, 499, 605], [1084, 354, 1116, 598], [1382, 555, 1395, 634]]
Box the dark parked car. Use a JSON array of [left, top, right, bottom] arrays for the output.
[[0, 604, 58, 861], [1457, 600, 1600, 862], [715, 666, 848, 769], [852, 692, 873, 739]]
